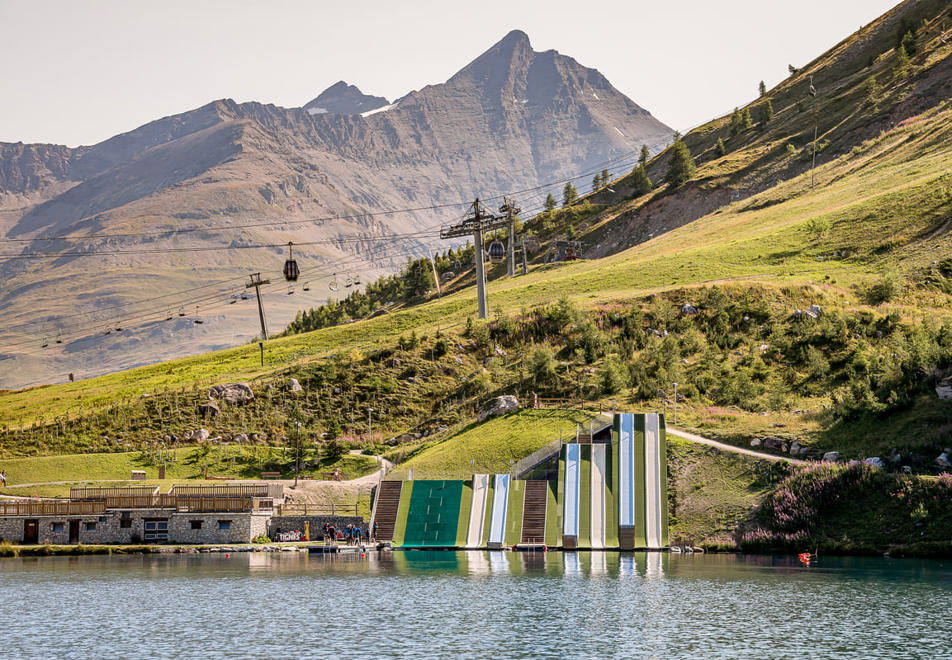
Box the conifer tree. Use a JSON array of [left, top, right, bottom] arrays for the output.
[[757, 98, 774, 127], [562, 182, 578, 207], [664, 139, 696, 189], [601, 168, 610, 185], [894, 43, 909, 76], [544, 193, 557, 212], [759, 80, 767, 97], [639, 144, 650, 167], [729, 107, 744, 136], [592, 174, 602, 191], [742, 107, 753, 129], [715, 137, 727, 157], [629, 164, 653, 196]]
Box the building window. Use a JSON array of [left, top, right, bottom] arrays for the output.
[[144, 519, 169, 541], [51, 522, 65, 532], [190, 520, 203, 530], [85, 522, 97, 531], [98, 516, 108, 523], [120, 519, 132, 529], [218, 520, 231, 530]]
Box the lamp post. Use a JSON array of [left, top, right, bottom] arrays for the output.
[[293, 421, 302, 487], [368, 407, 374, 444], [672, 382, 678, 425]]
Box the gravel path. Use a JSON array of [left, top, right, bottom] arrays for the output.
[[668, 427, 806, 465]]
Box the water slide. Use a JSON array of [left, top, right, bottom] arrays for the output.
[[644, 413, 663, 549], [562, 443, 580, 540], [618, 414, 635, 528], [590, 443, 606, 549], [488, 474, 509, 547], [467, 474, 490, 548]]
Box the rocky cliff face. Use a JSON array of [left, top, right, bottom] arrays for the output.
[[0, 30, 673, 388]]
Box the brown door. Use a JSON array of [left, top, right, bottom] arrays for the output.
[[69, 520, 80, 543], [24, 519, 39, 544]]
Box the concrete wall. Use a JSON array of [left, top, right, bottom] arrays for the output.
[[169, 512, 269, 544]]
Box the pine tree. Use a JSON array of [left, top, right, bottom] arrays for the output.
[[894, 43, 909, 76], [601, 168, 610, 185], [759, 80, 767, 97], [715, 137, 726, 157], [742, 108, 753, 129], [639, 144, 650, 167], [729, 107, 744, 137], [592, 174, 602, 192], [757, 98, 774, 127], [664, 139, 696, 189], [544, 192, 557, 212], [788, 64, 798, 76], [629, 164, 653, 196], [562, 182, 578, 207]]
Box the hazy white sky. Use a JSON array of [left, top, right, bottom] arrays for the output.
[[2, 0, 900, 147]]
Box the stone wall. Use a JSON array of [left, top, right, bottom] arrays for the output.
[[0, 510, 271, 545], [169, 512, 269, 544], [269, 515, 364, 540]]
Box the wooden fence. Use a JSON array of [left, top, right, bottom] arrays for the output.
[[170, 483, 281, 499], [0, 500, 106, 516], [71, 485, 159, 500]]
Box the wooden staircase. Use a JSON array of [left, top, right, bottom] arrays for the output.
[[372, 481, 403, 541], [520, 480, 548, 545]]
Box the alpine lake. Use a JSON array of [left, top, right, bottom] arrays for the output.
[[2, 550, 949, 658]]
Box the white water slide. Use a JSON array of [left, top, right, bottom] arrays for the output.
[[563, 443, 580, 539], [644, 413, 664, 549], [467, 474, 490, 548], [488, 474, 509, 547], [590, 443, 606, 548]]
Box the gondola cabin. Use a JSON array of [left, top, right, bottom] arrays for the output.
[[488, 240, 505, 263], [284, 242, 299, 282]]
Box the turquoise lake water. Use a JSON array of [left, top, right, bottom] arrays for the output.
[[1, 551, 949, 658]]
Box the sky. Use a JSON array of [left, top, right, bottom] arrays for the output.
[[1, 0, 901, 147]]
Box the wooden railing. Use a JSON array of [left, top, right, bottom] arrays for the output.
[[102, 494, 179, 509], [170, 483, 280, 499], [0, 500, 106, 516], [71, 485, 159, 500], [173, 496, 272, 513]]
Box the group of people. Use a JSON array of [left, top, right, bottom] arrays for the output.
[[321, 521, 378, 545], [0, 469, 6, 487]]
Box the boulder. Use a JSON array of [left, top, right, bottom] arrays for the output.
[[936, 378, 952, 400], [750, 438, 762, 447], [288, 378, 303, 392], [936, 452, 951, 468], [822, 451, 841, 463], [233, 433, 248, 444], [191, 428, 210, 442], [477, 395, 520, 422], [680, 303, 698, 315], [209, 382, 255, 405], [198, 399, 220, 418], [762, 437, 784, 451], [809, 304, 822, 317], [790, 441, 801, 455], [494, 345, 506, 357], [864, 457, 885, 469]]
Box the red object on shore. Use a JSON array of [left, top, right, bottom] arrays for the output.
[[798, 552, 811, 564]]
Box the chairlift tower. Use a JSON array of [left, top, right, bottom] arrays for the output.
[[246, 272, 270, 365], [499, 197, 520, 277], [440, 198, 510, 319]]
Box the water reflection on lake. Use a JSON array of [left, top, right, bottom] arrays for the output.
[[2, 551, 949, 658]]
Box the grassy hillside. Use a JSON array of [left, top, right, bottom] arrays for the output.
[[0, 1, 950, 488]]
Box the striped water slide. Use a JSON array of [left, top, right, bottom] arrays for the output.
[[590, 443, 606, 549], [488, 474, 509, 547], [562, 443, 581, 544], [644, 413, 663, 549], [618, 413, 635, 528], [467, 474, 490, 548]]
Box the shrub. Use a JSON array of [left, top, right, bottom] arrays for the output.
[[528, 346, 557, 385], [866, 271, 903, 304], [252, 535, 271, 544]]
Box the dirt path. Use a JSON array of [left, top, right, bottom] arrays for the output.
[[668, 427, 806, 465]]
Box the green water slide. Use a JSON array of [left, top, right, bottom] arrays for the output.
[[400, 480, 464, 547]]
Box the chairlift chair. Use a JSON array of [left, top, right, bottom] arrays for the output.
[[344, 275, 353, 288], [329, 274, 340, 292], [488, 240, 505, 263], [303, 281, 311, 292], [283, 242, 300, 282], [41, 339, 49, 348], [178, 307, 186, 317], [287, 284, 295, 295], [193, 306, 203, 324], [353, 274, 361, 286]]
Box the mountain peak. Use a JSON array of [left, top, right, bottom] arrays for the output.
[[303, 81, 389, 116]]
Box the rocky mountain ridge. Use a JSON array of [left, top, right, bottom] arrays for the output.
[[0, 30, 674, 388]]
